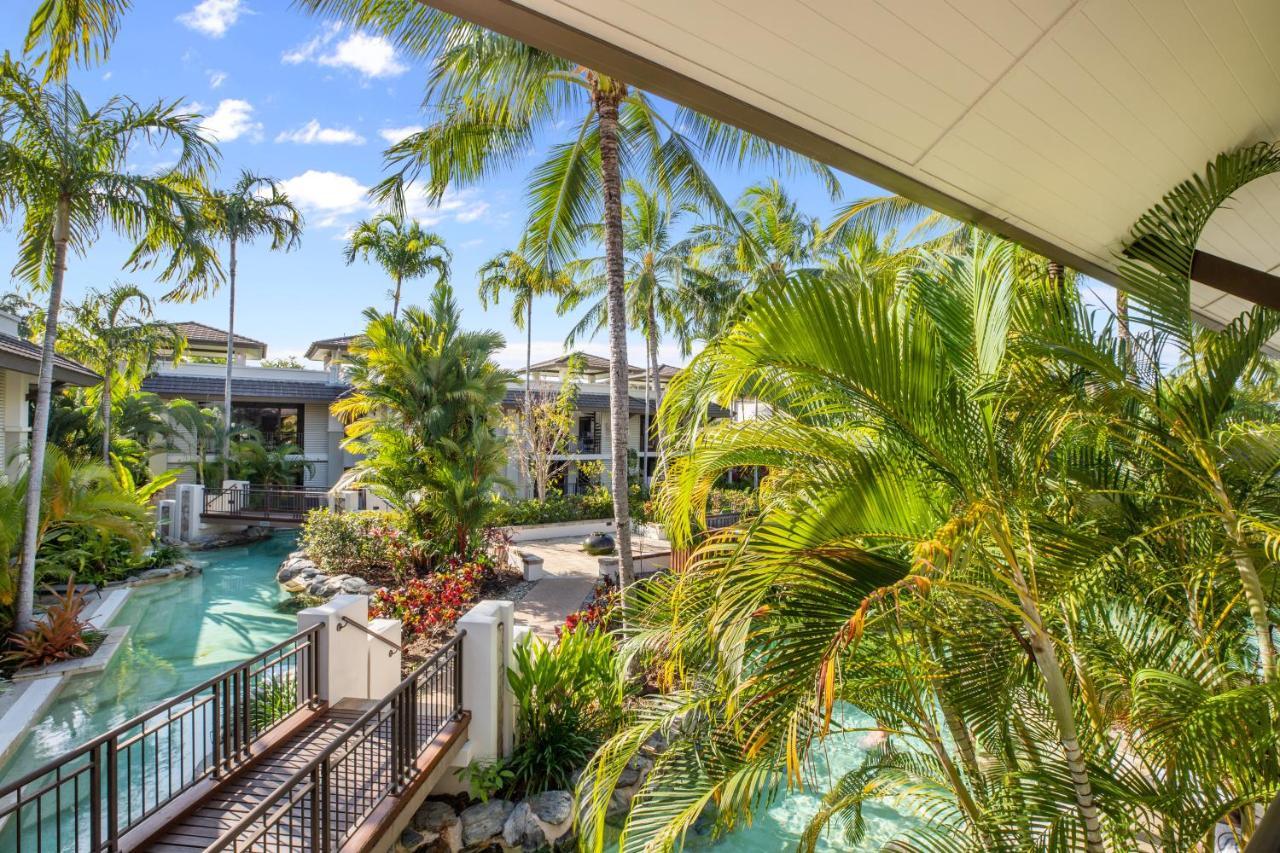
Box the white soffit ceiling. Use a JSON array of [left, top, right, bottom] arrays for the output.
[[483, 0, 1280, 333]]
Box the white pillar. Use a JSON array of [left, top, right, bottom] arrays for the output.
[[298, 594, 373, 704], [455, 600, 516, 762], [367, 617, 403, 698]]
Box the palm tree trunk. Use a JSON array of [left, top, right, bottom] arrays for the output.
[[1233, 548, 1276, 682], [16, 198, 71, 633], [393, 272, 403, 319], [101, 363, 112, 464], [222, 235, 238, 475], [596, 90, 634, 591], [524, 298, 533, 500], [646, 313, 660, 489]]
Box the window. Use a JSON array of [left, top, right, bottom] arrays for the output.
[[230, 403, 303, 450]]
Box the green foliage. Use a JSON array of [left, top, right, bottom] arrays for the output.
[[344, 212, 450, 315], [333, 283, 512, 556], [460, 760, 516, 803], [249, 675, 297, 732], [299, 509, 429, 577], [508, 627, 624, 794]]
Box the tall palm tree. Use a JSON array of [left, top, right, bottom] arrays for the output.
[[0, 60, 216, 633], [344, 212, 450, 318], [57, 284, 186, 463], [561, 181, 710, 484], [477, 245, 573, 496], [173, 171, 302, 465], [297, 0, 834, 597]]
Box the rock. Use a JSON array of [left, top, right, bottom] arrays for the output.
[[642, 731, 668, 755], [606, 789, 631, 824], [527, 790, 572, 826], [283, 577, 308, 594], [460, 799, 514, 848], [413, 800, 460, 835], [399, 827, 428, 852], [502, 801, 545, 850], [341, 575, 372, 594], [276, 557, 317, 582]]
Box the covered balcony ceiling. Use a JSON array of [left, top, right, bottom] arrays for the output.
[[425, 0, 1280, 336]]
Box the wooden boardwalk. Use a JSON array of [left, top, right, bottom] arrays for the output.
[[139, 705, 367, 852]]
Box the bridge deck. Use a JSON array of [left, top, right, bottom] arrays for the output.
[[139, 705, 366, 852]]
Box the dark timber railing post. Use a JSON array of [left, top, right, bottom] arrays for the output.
[[105, 734, 119, 851], [89, 741, 103, 851]]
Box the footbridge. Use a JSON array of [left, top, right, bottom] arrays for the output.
[[0, 598, 519, 853]]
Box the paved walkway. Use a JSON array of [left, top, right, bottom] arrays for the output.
[[513, 535, 669, 640]]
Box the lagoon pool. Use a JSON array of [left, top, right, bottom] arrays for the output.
[[0, 532, 299, 786]]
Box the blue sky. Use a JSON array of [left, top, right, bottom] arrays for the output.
[[0, 0, 1115, 368]]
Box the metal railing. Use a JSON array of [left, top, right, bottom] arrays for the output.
[[0, 625, 321, 853], [209, 632, 465, 852], [203, 486, 329, 520]]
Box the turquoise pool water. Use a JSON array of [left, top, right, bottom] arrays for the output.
[[0, 532, 299, 786]]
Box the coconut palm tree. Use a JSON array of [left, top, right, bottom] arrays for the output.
[[344, 212, 450, 318], [0, 60, 216, 633], [560, 180, 714, 483], [172, 171, 302, 465], [297, 0, 835, 597], [56, 284, 186, 463]]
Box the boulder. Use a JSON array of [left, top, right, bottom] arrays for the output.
[[413, 799, 461, 846], [341, 576, 373, 595], [276, 557, 317, 582], [502, 801, 544, 850], [460, 799, 514, 848], [527, 790, 572, 826], [605, 789, 631, 824]]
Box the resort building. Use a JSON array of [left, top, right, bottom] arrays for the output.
[[141, 323, 353, 490], [0, 310, 98, 480]]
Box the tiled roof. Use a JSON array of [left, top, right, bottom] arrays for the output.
[[528, 352, 685, 381], [0, 333, 99, 385], [142, 373, 348, 402], [174, 322, 267, 353], [304, 335, 358, 360]]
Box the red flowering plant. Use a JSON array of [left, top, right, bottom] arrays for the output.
[[370, 560, 486, 638], [558, 581, 619, 639]]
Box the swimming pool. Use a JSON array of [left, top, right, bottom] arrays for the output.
[[0, 532, 299, 787]]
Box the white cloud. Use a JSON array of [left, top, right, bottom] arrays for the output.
[[403, 184, 490, 226], [275, 120, 366, 146], [208, 70, 228, 89], [280, 170, 371, 227], [199, 99, 262, 143], [283, 24, 407, 79], [278, 171, 493, 230], [378, 125, 422, 145], [177, 0, 246, 38], [102, 71, 113, 81]]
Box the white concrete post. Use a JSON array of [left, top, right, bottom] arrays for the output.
[[175, 483, 205, 542], [297, 595, 372, 704], [455, 600, 516, 762], [368, 617, 403, 698]]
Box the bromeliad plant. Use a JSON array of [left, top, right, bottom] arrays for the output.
[[3, 579, 96, 671]]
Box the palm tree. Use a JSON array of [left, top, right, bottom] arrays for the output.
[[344, 213, 451, 318], [561, 181, 711, 484], [164, 399, 224, 486], [297, 0, 833, 597], [22, 0, 132, 82], [0, 60, 216, 633], [174, 171, 302, 465], [333, 283, 513, 549], [56, 284, 186, 463], [478, 246, 574, 497]]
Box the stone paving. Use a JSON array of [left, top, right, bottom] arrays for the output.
[[512, 535, 668, 639]]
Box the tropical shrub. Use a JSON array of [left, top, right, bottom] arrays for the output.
[[559, 582, 618, 639], [299, 509, 431, 579], [369, 558, 486, 638], [460, 759, 516, 803], [507, 627, 624, 794], [3, 582, 96, 670]]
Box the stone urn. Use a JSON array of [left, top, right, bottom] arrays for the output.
[[582, 531, 616, 556]]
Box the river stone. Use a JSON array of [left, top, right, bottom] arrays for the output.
[[527, 790, 573, 825], [277, 557, 317, 582], [606, 789, 631, 824], [460, 799, 514, 848]]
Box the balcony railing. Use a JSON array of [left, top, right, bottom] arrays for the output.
[[0, 626, 321, 853], [208, 632, 465, 852], [203, 486, 329, 521]]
